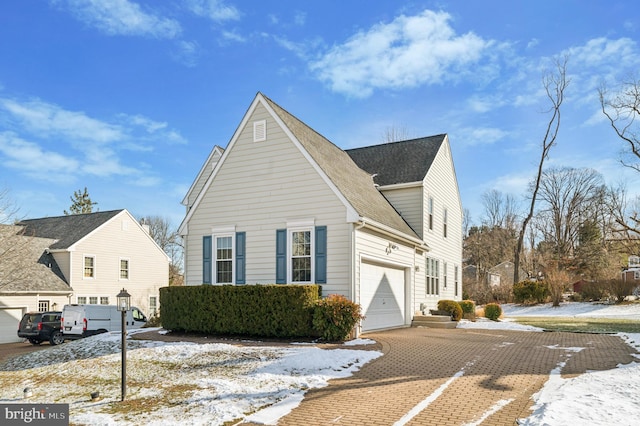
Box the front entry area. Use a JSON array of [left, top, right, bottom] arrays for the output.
[[360, 260, 406, 331]]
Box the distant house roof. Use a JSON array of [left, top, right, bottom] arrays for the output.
[[262, 94, 420, 239], [345, 135, 445, 186], [0, 225, 71, 293], [18, 210, 123, 250]]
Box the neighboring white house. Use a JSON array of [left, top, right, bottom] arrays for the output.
[[0, 209, 169, 343], [179, 93, 463, 332]]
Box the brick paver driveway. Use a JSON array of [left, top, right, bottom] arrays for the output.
[[274, 327, 637, 426]]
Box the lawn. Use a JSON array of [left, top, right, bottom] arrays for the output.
[[511, 316, 640, 333]]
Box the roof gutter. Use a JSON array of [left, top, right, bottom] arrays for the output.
[[357, 217, 429, 251]]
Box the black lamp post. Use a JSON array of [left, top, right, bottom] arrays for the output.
[[116, 288, 131, 401]]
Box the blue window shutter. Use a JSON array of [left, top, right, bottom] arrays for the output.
[[315, 226, 327, 284], [276, 229, 286, 284], [202, 236, 212, 284], [236, 232, 246, 284]]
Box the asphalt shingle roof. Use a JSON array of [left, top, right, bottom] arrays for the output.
[[262, 94, 419, 239], [345, 135, 445, 186], [18, 210, 123, 250], [0, 225, 71, 292]]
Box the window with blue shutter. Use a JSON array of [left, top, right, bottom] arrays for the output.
[[315, 226, 327, 284], [236, 232, 246, 284], [203, 235, 212, 284], [276, 229, 286, 283]]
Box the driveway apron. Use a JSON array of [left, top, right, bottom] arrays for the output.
[[273, 327, 638, 426]]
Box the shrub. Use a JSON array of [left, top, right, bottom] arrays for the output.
[[437, 300, 463, 321], [313, 294, 364, 342], [484, 303, 502, 321], [513, 280, 548, 304], [458, 300, 476, 320], [605, 279, 637, 303], [579, 281, 606, 301]]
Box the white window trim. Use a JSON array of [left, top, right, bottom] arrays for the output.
[[83, 255, 96, 279], [428, 196, 434, 231], [76, 295, 110, 304], [287, 226, 315, 284], [443, 261, 448, 288], [119, 257, 130, 281], [443, 207, 448, 238], [214, 232, 235, 284], [149, 296, 158, 316]]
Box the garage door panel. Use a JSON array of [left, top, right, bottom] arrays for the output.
[[361, 262, 405, 331], [0, 308, 24, 344]]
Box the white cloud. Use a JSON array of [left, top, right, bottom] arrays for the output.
[[187, 0, 240, 22], [458, 127, 510, 146], [0, 96, 186, 182], [293, 11, 306, 26], [54, 0, 181, 39], [0, 132, 79, 182], [309, 9, 492, 98], [0, 98, 123, 143]]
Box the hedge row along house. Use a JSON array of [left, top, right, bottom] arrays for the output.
[[179, 93, 463, 332]]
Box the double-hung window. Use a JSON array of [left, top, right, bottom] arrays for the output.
[[84, 256, 95, 278], [276, 223, 327, 284], [215, 234, 234, 284], [120, 259, 129, 280], [443, 208, 448, 238], [454, 265, 459, 297], [291, 229, 312, 282], [426, 257, 439, 295]]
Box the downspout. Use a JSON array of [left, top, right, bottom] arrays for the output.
[[352, 219, 366, 338]]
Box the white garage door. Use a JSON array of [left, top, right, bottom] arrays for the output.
[[0, 308, 24, 344], [360, 261, 406, 331]]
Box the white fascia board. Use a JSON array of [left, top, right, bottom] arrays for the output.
[[181, 145, 224, 206], [377, 181, 423, 190], [358, 217, 429, 251], [179, 93, 263, 235]]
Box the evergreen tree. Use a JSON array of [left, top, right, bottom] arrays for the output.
[[64, 187, 97, 215]]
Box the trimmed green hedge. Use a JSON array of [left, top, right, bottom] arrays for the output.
[[160, 284, 321, 338], [313, 294, 364, 341]]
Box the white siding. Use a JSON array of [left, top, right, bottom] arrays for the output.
[[69, 211, 168, 315], [184, 103, 352, 296], [354, 228, 415, 328], [380, 186, 423, 237], [419, 137, 463, 310], [186, 148, 222, 209]]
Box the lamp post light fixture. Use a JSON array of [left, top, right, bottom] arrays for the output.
[[116, 288, 131, 402]]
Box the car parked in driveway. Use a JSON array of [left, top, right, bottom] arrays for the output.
[[17, 311, 64, 345]]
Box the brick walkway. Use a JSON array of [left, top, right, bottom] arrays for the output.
[[271, 327, 637, 426]]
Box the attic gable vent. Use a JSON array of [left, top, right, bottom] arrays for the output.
[[253, 120, 266, 142]]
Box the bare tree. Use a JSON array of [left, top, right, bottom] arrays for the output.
[[514, 56, 569, 283], [599, 76, 640, 172], [481, 189, 520, 230], [139, 216, 184, 286], [380, 124, 415, 143], [534, 167, 605, 262]]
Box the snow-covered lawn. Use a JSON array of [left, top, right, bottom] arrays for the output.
[[0, 302, 638, 425], [0, 332, 381, 425], [458, 302, 640, 425]]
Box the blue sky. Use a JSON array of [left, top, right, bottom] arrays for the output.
[[1, 1, 639, 229]]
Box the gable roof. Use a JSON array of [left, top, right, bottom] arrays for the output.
[[0, 225, 71, 293], [181, 145, 225, 207], [345, 135, 445, 186], [18, 210, 124, 250], [261, 94, 419, 239]]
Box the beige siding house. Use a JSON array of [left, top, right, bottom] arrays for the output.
[[0, 210, 169, 343], [179, 93, 463, 332]]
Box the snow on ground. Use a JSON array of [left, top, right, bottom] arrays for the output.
[[0, 329, 381, 425], [1, 303, 639, 425], [459, 302, 640, 426]]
